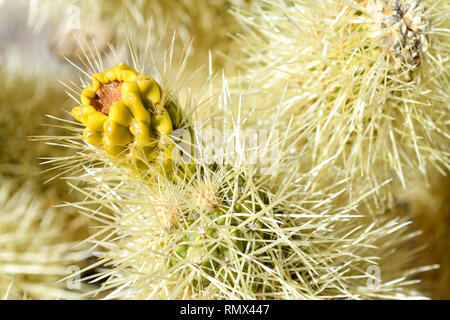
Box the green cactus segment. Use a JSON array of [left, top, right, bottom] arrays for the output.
[[71, 63, 191, 176], [168, 181, 273, 293]]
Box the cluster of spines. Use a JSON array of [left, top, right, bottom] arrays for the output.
[[230, 0, 449, 191], [58, 150, 429, 299]]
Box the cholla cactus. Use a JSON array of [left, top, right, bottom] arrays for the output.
[[45, 32, 434, 299], [58, 147, 433, 299], [0, 179, 91, 299], [231, 0, 450, 189]]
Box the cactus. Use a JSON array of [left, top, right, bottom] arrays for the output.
[[231, 0, 450, 191], [42, 29, 434, 298], [228, 0, 450, 298], [52, 117, 432, 299], [20, 0, 450, 300], [1, 0, 447, 301]]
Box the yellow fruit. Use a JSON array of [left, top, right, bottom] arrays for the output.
[[123, 92, 151, 124], [137, 78, 161, 106], [103, 135, 126, 156], [83, 128, 102, 146], [70, 63, 188, 176], [104, 119, 133, 146], [87, 112, 108, 132], [79, 105, 97, 125], [71, 106, 83, 122], [109, 101, 132, 126], [151, 109, 173, 137], [129, 120, 154, 146]]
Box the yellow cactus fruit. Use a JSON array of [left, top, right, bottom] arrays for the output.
[[129, 120, 154, 147], [109, 101, 132, 126], [151, 109, 173, 137], [83, 128, 103, 146], [118, 69, 138, 82], [103, 119, 133, 146], [71, 106, 84, 122], [79, 106, 98, 124], [103, 135, 126, 157], [122, 92, 151, 124], [87, 112, 108, 132], [71, 63, 188, 177], [137, 77, 162, 107], [92, 72, 108, 86]]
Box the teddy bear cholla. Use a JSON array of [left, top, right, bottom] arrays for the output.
[[366, 0, 428, 77]]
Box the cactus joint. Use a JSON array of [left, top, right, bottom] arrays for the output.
[[368, 0, 428, 71]]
